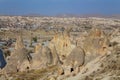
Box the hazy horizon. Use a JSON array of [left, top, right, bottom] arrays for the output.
[[0, 0, 120, 16]]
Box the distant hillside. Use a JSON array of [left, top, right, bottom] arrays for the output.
[[0, 13, 120, 19], [55, 14, 120, 19]]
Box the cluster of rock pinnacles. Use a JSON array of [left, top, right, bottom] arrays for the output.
[[1, 27, 114, 76]]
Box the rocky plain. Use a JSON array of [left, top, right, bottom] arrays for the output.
[[0, 16, 119, 80]]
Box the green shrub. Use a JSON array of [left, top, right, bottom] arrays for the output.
[[32, 36, 37, 42]]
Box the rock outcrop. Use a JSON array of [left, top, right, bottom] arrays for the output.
[[14, 36, 24, 50], [50, 32, 75, 59], [49, 42, 62, 65], [83, 27, 110, 55], [63, 46, 85, 76], [34, 43, 42, 53], [30, 45, 52, 70], [4, 36, 30, 73], [65, 46, 120, 80], [30, 43, 62, 70]]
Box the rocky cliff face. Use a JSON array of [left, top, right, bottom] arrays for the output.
[[63, 46, 85, 76], [30, 42, 62, 70], [14, 36, 25, 50], [83, 27, 110, 55], [4, 36, 29, 73], [34, 43, 42, 54], [64, 28, 120, 80], [65, 47, 120, 80], [50, 32, 75, 57], [0, 26, 119, 80]]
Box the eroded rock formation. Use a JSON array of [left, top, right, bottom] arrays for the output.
[[63, 46, 85, 76], [83, 27, 110, 55], [34, 43, 42, 54], [30, 43, 62, 70], [4, 36, 30, 73], [14, 36, 25, 50], [65, 46, 120, 80], [50, 32, 75, 58]]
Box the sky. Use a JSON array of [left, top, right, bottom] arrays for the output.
[[0, 0, 120, 16]]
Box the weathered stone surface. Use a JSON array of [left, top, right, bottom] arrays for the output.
[[4, 48, 29, 73], [65, 47, 120, 80], [0, 75, 6, 80], [30, 45, 53, 70], [14, 36, 24, 50], [34, 43, 41, 53], [49, 42, 62, 65], [63, 46, 85, 75], [28, 41, 64, 72], [50, 32, 75, 58], [4, 36, 30, 73], [29, 40, 63, 70], [83, 27, 110, 55]]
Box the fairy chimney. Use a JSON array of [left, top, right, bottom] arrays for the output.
[[15, 35, 24, 49], [35, 43, 42, 53], [50, 32, 75, 57], [83, 27, 110, 55]]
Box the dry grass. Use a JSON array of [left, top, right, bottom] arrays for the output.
[[9, 65, 58, 80]]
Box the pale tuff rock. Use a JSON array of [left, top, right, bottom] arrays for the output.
[[18, 59, 30, 72], [88, 27, 105, 38], [66, 47, 120, 80], [14, 36, 24, 50], [63, 46, 85, 75], [29, 44, 42, 69], [75, 32, 87, 47], [30, 46, 53, 70], [40, 46, 53, 66], [50, 32, 75, 57], [4, 36, 30, 73], [48, 42, 62, 65], [4, 48, 29, 73], [30, 42, 62, 70], [83, 27, 110, 55], [30, 46, 47, 70], [34, 43, 42, 53], [110, 29, 120, 44]]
